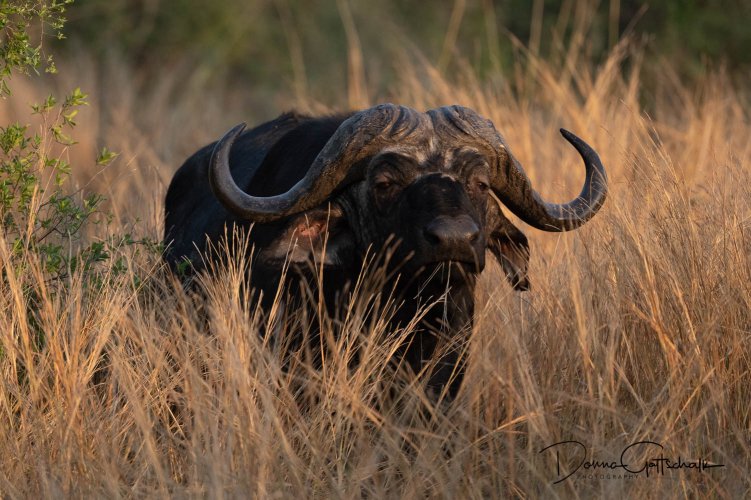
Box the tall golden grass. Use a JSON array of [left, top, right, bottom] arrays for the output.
[[1, 34, 750, 497]]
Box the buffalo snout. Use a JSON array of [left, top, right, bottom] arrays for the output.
[[423, 215, 479, 245], [421, 214, 485, 269]]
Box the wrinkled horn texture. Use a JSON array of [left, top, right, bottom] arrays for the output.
[[432, 105, 608, 231], [209, 103, 426, 222], [210, 103, 607, 229]]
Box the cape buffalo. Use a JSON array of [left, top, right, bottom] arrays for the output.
[[164, 104, 607, 397]]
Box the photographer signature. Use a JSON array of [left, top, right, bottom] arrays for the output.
[[539, 440, 725, 484]]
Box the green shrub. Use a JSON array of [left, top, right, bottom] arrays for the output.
[[0, 1, 152, 285]]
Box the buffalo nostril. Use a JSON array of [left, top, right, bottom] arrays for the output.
[[423, 216, 480, 247], [423, 225, 442, 245]]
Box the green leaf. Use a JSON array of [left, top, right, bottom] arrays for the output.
[[96, 147, 119, 166]]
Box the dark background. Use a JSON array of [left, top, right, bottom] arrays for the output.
[[63, 0, 751, 111]]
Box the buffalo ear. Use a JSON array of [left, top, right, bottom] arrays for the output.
[[259, 205, 355, 269], [488, 218, 530, 291]]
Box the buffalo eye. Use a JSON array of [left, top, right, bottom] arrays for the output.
[[374, 178, 394, 191], [372, 172, 404, 212], [373, 170, 403, 194], [469, 173, 491, 195]]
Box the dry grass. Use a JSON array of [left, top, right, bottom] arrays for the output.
[[1, 35, 750, 498]]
